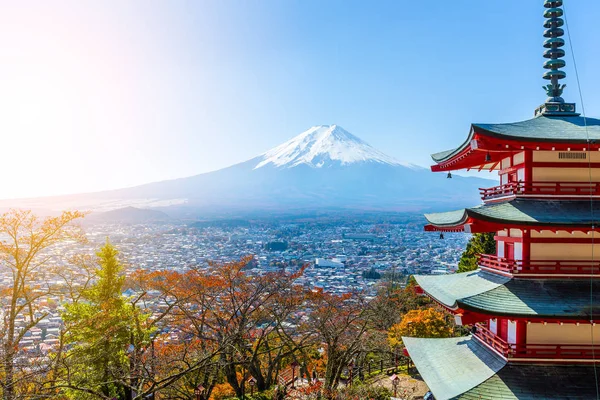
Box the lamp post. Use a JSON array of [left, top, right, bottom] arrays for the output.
[[248, 377, 256, 396], [390, 374, 400, 398], [194, 384, 205, 400], [347, 360, 354, 387], [290, 361, 299, 388]]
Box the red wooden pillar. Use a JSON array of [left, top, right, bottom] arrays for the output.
[[516, 320, 527, 345], [524, 150, 533, 183], [498, 318, 508, 341], [522, 229, 530, 271]]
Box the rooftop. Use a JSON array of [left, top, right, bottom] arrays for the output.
[[430, 115, 600, 171], [404, 336, 600, 400], [424, 199, 600, 232], [414, 269, 600, 319]]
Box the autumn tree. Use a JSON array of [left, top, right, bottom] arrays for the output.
[[388, 307, 452, 349], [0, 209, 86, 400], [307, 290, 371, 394], [137, 257, 315, 398], [457, 232, 496, 273], [125, 268, 222, 400], [190, 258, 309, 396]]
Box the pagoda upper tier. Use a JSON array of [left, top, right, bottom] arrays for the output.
[[432, 115, 600, 172]]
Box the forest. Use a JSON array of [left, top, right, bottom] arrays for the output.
[[0, 210, 458, 400]]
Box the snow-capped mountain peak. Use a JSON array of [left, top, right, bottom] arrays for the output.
[[254, 125, 417, 169]]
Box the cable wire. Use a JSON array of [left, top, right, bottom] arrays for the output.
[[563, 3, 599, 398]]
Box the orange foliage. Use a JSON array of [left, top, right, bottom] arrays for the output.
[[388, 307, 452, 348], [209, 382, 235, 400]]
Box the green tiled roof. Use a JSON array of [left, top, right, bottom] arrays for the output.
[[414, 270, 510, 308], [425, 199, 600, 228], [474, 115, 600, 142], [403, 336, 506, 400], [431, 147, 461, 162], [459, 278, 600, 319], [415, 270, 600, 318], [431, 115, 600, 163], [424, 209, 469, 227], [406, 336, 600, 399], [453, 364, 600, 399]]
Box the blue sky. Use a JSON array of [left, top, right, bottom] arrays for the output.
[[1, 1, 599, 198]]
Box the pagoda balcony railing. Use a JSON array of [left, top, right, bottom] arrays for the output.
[[472, 323, 511, 358], [477, 254, 517, 274], [478, 254, 600, 275], [473, 323, 600, 360], [480, 181, 600, 201]]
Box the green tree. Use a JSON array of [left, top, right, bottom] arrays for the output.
[[58, 240, 152, 400], [457, 232, 496, 273]]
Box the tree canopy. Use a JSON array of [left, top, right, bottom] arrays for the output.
[[457, 232, 496, 273], [388, 308, 453, 349]]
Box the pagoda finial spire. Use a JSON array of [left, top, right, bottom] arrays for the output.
[[542, 0, 567, 102], [535, 0, 578, 116]]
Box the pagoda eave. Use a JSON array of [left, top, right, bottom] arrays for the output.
[[424, 199, 600, 233], [414, 270, 600, 320], [431, 119, 600, 172], [404, 336, 600, 399]]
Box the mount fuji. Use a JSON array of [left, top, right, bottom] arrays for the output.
[[4, 125, 494, 217]]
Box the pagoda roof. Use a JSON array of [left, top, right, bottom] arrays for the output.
[[414, 270, 600, 319], [402, 336, 506, 400], [431, 115, 600, 171], [473, 115, 600, 143], [414, 270, 510, 308], [424, 199, 600, 232], [404, 336, 599, 400], [454, 363, 600, 399]]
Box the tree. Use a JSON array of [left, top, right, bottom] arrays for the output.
[[387, 308, 452, 349], [457, 232, 496, 273], [0, 209, 86, 400], [196, 258, 309, 396], [127, 268, 224, 400], [57, 240, 153, 399], [126, 257, 308, 399], [362, 267, 381, 280], [307, 290, 371, 394]]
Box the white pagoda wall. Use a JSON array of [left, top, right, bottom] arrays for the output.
[[527, 323, 600, 345], [530, 230, 599, 261], [530, 243, 600, 260], [532, 150, 600, 182]]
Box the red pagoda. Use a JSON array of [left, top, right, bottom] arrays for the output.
[[403, 1, 600, 399]]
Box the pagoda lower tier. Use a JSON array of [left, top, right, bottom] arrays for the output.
[[414, 271, 600, 364], [403, 336, 599, 400], [424, 198, 600, 234]]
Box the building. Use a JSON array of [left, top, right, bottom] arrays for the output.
[[403, 2, 600, 399], [315, 258, 345, 268]]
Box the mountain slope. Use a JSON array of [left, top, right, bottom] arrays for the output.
[[254, 125, 417, 169], [1, 125, 494, 215]]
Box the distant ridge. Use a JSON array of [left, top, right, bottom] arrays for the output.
[[86, 207, 171, 224]]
